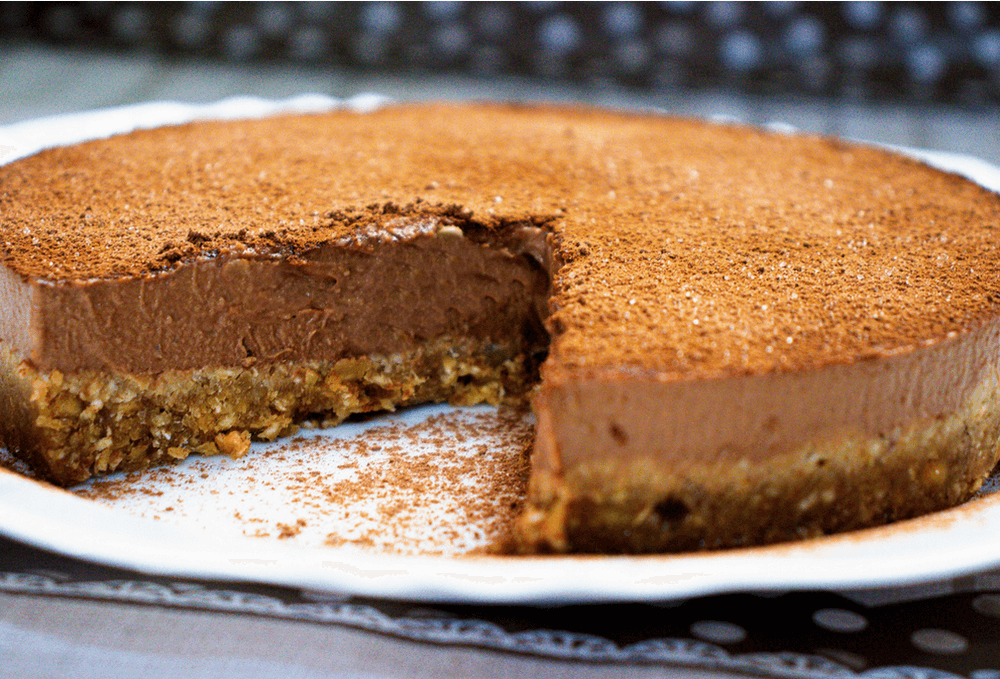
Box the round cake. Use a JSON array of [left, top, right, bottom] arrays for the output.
[[1, 102, 1000, 553]]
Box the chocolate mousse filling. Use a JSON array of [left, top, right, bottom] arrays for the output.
[[2, 215, 552, 374]]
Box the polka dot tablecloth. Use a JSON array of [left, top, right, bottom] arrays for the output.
[[1, 1, 999, 104], [2, 535, 1000, 676]]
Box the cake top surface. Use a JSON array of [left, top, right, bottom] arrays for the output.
[[2, 102, 1000, 379]]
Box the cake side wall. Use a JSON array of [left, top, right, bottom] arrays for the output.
[[540, 317, 1000, 470], [520, 319, 1000, 552], [0, 266, 38, 363], [522, 364, 1000, 553]]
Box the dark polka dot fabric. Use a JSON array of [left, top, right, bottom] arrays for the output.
[[1, 1, 998, 104], [4, 530, 1000, 675]]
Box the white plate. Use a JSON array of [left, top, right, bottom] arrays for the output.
[[2, 97, 1000, 605]]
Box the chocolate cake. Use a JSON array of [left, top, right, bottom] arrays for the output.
[[2, 102, 1000, 553]]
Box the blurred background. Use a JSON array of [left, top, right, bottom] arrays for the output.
[[1, 1, 999, 163]]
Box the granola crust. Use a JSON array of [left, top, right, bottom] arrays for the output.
[[0, 336, 535, 486]]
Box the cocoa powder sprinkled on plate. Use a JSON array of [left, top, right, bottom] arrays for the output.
[[72, 406, 532, 556]]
